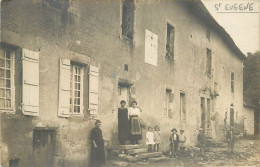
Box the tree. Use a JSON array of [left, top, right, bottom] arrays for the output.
[[243, 51, 260, 135]]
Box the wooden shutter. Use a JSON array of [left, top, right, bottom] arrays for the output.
[[22, 49, 39, 116], [89, 65, 99, 116], [58, 58, 71, 117]]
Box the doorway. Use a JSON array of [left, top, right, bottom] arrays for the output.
[[33, 130, 55, 167]]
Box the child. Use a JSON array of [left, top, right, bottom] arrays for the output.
[[179, 130, 187, 151], [169, 128, 179, 157], [153, 125, 161, 152], [146, 127, 155, 152]]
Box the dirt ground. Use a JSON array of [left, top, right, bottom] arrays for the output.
[[107, 139, 260, 167]]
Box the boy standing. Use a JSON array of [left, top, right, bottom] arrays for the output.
[[169, 128, 179, 158]]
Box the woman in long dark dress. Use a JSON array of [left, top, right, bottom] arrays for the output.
[[118, 100, 130, 145], [90, 120, 105, 167], [128, 101, 142, 144]]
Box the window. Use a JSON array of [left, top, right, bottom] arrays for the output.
[[231, 72, 234, 93], [206, 28, 210, 42], [121, 0, 134, 39], [70, 64, 84, 114], [165, 89, 173, 118], [180, 92, 186, 120], [206, 48, 212, 77], [166, 23, 175, 61], [0, 49, 14, 110]]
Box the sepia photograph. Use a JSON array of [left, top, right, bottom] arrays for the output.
[[0, 0, 259, 167]]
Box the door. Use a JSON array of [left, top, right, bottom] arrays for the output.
[[118, 85, 130, 107], [230, 108, 234, 126], [201, 97, 206, 129], [33, 130, 55, 167]]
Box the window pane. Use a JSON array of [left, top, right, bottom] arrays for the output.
[[6, 99, 11, 108], [5, 50, 11, 59], [0, 89, 5, 97], [78, 76, 81, 82], [6, 89, 11, 98], [74, 75, 77, 82], [78, 91, 80, 97], [6, 79, 10, 88], [0, 79, 5, 87], [6, 60, 10, 68], [6, 70, 10, 78], [0, 50, 4, 58], [78, 83, 80, 90], [0, 69, 4, 77], [74, 83, 77, 89], [0, 59, 5, 67], [0, 98, 4, 107], [77, 98, 80, 105]]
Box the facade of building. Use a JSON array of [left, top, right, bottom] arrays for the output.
[[0, 0, 246, 167]]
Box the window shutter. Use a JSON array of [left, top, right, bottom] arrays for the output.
[[58, 58, 71, 117], [22, 48, 39, 116], [89, 65, 99, 117]]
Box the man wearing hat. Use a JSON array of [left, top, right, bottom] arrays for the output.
[[169, 128, 179, 157], [197, 128, 205, 155]]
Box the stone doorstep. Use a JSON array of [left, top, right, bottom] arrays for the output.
[[126, 148, 147, 155], [120, 155, 143, 162], [108, 160, 128, 167], [119, 145, 141, 150], [136, 152, 163, 159], [207, 147, 228, 152], [148, 155, 168, 162]]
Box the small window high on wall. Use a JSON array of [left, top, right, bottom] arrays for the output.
[[166, 23, 175, 61], [231, 72, 234, 93], [180, 92, 186, 120], [121, 0, 134, 40]]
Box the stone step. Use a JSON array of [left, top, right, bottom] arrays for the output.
[[126, 148, 147, 155], [119, 145, 141, 150], [148, 155, 168, 162], [136, 152, 162, 159], [207, 147, 228, 152], [108, 160, 128, 167], [119, 155, 143, 162]]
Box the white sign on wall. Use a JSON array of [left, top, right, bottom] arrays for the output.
[[145, 29, 158, 66]]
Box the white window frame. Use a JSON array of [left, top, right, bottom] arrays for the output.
[[0, 48, 15, 113], [70, 63, 84, 115]]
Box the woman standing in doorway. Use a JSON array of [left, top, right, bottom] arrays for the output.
[[118, 100, 130, 145], [128, 101, 142, 144]]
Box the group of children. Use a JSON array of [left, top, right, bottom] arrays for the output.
[[145, 126, 187, 157]]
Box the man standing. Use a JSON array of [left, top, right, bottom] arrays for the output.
[[197, 128, 205, 155], [226, 125, 235, 153], [90, 120, 105, 167]]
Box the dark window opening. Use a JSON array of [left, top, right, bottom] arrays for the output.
[[201, 97, 205, 129], [124, 64, 128, 71], [9, 159, 19, 167], [180, 92, 186, 120], [231, 72, 234, 93], [121, 0, 134, 40], [206, 28, 211, 42], [166, 23, 175, 61], [206, 48, 212, 77]]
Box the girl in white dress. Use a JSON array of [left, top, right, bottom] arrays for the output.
[[146, 127, 155, 152]]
